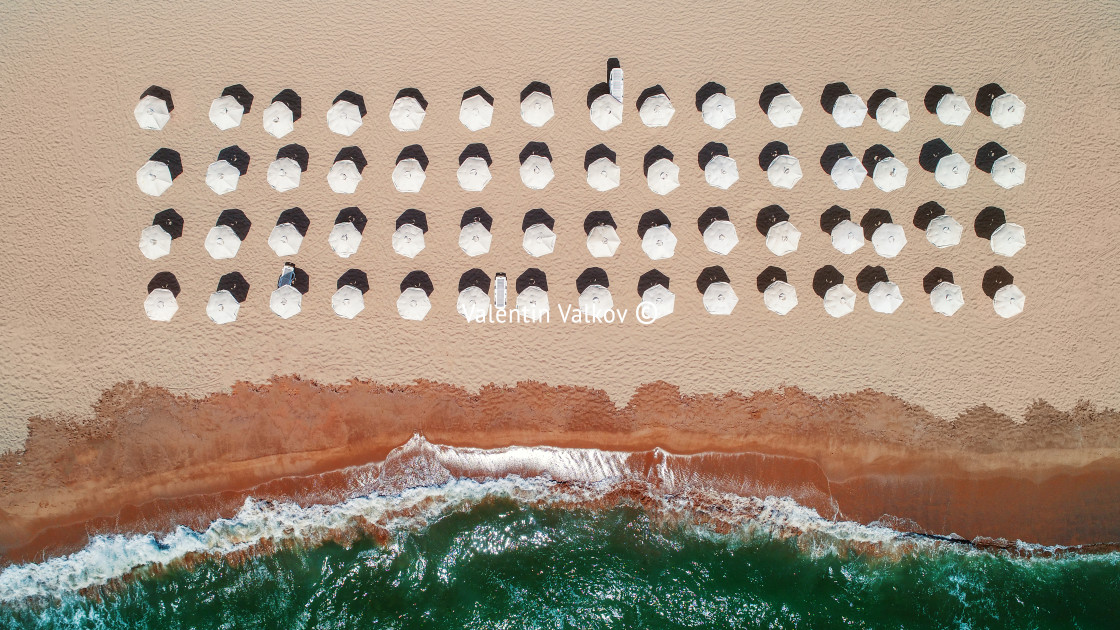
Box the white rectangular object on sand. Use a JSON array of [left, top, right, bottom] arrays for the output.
[[494, 273, 507, 309], [609, 68, 624, 102]]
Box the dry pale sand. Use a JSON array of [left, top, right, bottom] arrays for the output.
[[1, 0, 1119, 457]]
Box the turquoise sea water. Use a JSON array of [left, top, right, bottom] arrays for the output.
[[3, 498, 1118, 629]]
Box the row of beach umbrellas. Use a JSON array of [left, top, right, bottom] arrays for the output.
[[135, 138, 1026, 198], [139, 204, 1026, 262], [143, 264, 1026, 324], [134, 78, 1025, 135]]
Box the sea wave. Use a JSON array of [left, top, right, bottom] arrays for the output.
[[0, 435, 1096, 603]]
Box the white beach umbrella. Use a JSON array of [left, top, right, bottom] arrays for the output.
[[270, 285, 302, 319], [207, 290, 240, 324], [456, 286, 490, 321], [578, 284, 614, 318], [993, 284, 1025, 318], [703, 220, 739, 255], [209, 94, 243, 130], [204, 225, 242, 259], [646, 159, 680, 195], [934, 154, 970, 189], [871, 223, 907, 258], [134, 95, 170, 130], [326, 100, 362, 136], [390, 96, 426, 131], [205, 160, 241, 195], [268, 223, 303, 257], [521, 91, 554, 127], [267, 157, 301, 192], [262, 101, 295, 138], [767, 155, 802, 189], [136, 161, 173, 196], [392, 159, 426, 193], [640, 284, 675, 321], [767, 93, 803, 128], [520, 155, 554, 189], [990, 93, 1025, 128], [823, 284, 857, 318], [586, 225, 621, 258], [930, 282, 964, 316], [332, 285, 365, 319], [397, 287, 431, 321], [459, 94, 493, 131], [589, 94, 623, 131], [926, 215, 963, 248], [328, 222, 362, 258], [642, 225, 677, 260], [459, 222, 492, 256], [765, 221, 801, 256], [872, 157, 908, 192], [868, 281, 903, 314], [138, 224, 171, 260], [144, 288, 178, 321], [327, 160, 362, 194], [831, 219, 865, 255], [522, 223, 556, 257], [704, 155, 739, 189], [701, 93, 736, 129], [587, 157, 620, 191], [876, 97, 910, 132], [831, 156, 867, 190], [516, 285, 549, 322], [702, 282, 738, 315], [991, 154, 1026, 189], [936, 93, 971, 126], [457, 157, 492, 191], [392, 223, 425, 258], [832, 93, 867, 128], [990, 222, 1026, 257], [764, 281, 798, 315], [639, 94, 675, 127]]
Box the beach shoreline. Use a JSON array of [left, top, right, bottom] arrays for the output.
[[3, 377, 1119, 565]]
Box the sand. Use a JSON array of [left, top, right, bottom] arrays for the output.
[[1, 1, 1119, 556]]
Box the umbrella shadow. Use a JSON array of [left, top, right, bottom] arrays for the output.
[[975, 83, 1007, 116], [271, 89, 301, 121], [820, 205, 851, 234], [576, 267, 610, 293], [461, 207, 493, 230], [975, 141, 1008, 173], [395, 88, 428, 110], [400, 270, 434, 296], [636, 85, 668, 111], [586, 82, 611, 109], [516, 268, 548, 293], [861, 144, 894, 174], [919, 139, 953, 172], [521, 81, 552, 102], [585, 144, 617, 170], [150, 148, 182, 180], [697, 142, 729, 170], [396, 209, 428, 232], [820, 143, 852, 174], [606, 57, 620, 79], [813, 266, 845, 299], [152, 208, 183, 239], [913, 201, 946, 230], [637, 209, 671, 238], [983, 266, 1015, 299], [865, 88, 897, 119], [974, 206, 1007, 239], [216, 271, 250, 302], [216, 209, 251, 240], [756, 266, 788, 293], [141, 85, 173, 111], [335, 207, 367, 234], [288, 265, 310, 295], [522, 208, 555, 231], [337, 269, 369, 293], [756, 205, 790, 236], [758, 82, 790, 113], [459, 143, 492, 167], [584, 210, 617, 234], [637, 269, 670, 296], [860, 209, 894, 240], [695, 82, 726, 111], [758, 141, 789, 171], [221, 84, 253, 113], [397, 145, 429, 170], [924, 85, 954, 114], [276, 207, 310, 236], [696, 266, 730, 294], [333, 90, 367, 117], [147, 271, 180, 297], [276, 144, 309, 171], [217, 145, 250, 175], [458, 268, 491, 294], [856, 266, 890, 294], [462, 86, 494, 105], [923, 267, 955, 294], [519, 141, 552, 164], [820, 82, 852, 114], [643, 146, 674, 176], [698, 206, 730, 234], [335, 146, 367, 173]]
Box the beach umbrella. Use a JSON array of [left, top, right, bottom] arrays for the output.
[[392, 159, 426, 193], [390, 89, 427, 131], [136, 150, 180, 197], [586, 225, 621, 258], [262, 101, 295, 138], [207, 290, 240, 324], [328, 222, 362, 258], [586, 157, 620, 191], [766, 221, 801, 256], [702, 282, 737, 315], [872, 157, 908, 192], [459, 222, 492, 257], [460, 87, 494, 131], [134, 86, 172, 130], [875, 96, 910, 132], [139, 224, 172, 260], [936, 92, 971, 126], [704, 155, 739, 189], [270, 284, 302, 319], [641, 224, 677, 260], [832, 93, 867, 127], [993, 284, 1025, 318], [823, 284, 857, 318], [991, 154, 1026, 189], [990, 93, 1025, 128], [766, 155, 802, 189], [589, 93, 623, 131], [209, 85, 251, 130], [646, 158, 679, 195], [990, 222, 1026, 257], [934, 153, 970, 189], [925, 214, 963, 248], [767, 93, 803, 128], [325, 159, 361, 193], [831, 219, 865, 254], [871, 223, 907, 258], [639, 92, 675, 127], [327, 91, 365, 136], [522, 223, 556, 258], [578, 284, 613, 318], [831, 156, 867, 190], [701, 220, 738, 255], [521, 87, 555, 127], [394, 287, 429, 321], [267, 157, 302, 192], [701, 93, 736, 129], [868, 281, 903, 314], [930, 281, 964, 316], [392, 223, 425, 258], [456, 285, 489, 321], [267, 223, 301, 256], [205, 156, 240, 194], [520, 154, 554, 189], [204, 224, 241, 259], [144, 288, 178, 321], [640, 284, 675, 321], [331, 284, 364, 319], [457, 156, 492, 191], [763, 281, 797, 315], [516, 285, 549, 321], [145, 208, 185, 252]]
